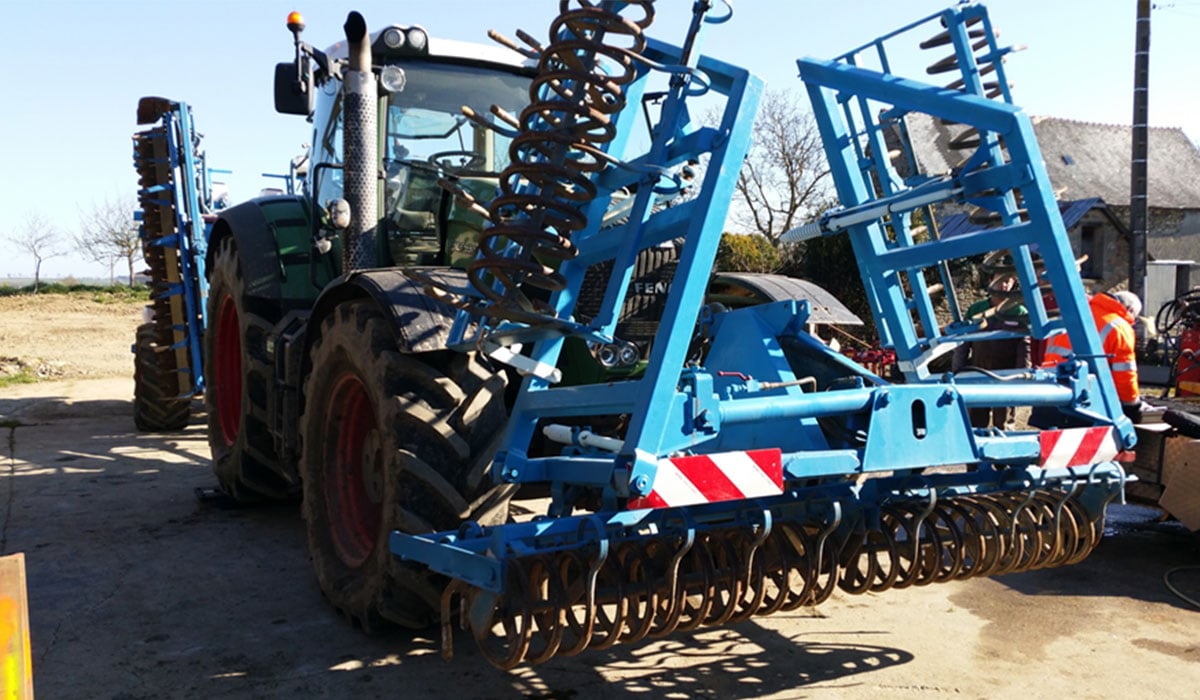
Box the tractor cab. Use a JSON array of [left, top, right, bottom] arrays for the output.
[[275, 14, 535, 271]]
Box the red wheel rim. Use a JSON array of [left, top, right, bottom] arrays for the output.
[[214, 295, 242, 446], [325, 373, 383, 569]]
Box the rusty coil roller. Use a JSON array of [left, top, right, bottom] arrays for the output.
[[444, 518, 842, 669], [464, 1, 655, 319], [836, 490, 1105, 596], [437, 487, 1109, 668]]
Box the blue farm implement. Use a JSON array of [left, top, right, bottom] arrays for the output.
[[133, 1, 1135, 671], [389, 2, 1133, 667], [131, 98, 221, 431]]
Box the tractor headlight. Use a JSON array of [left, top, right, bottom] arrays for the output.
[[380, 65, 407, 94], [374, 25, 430, 57], [406, 27, 427, 52], [382, 27, 405, 49]]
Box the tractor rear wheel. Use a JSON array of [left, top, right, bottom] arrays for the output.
[[299, 300, 511, 631], [132, 321, 191, 431], [203, 237, 294, 501]]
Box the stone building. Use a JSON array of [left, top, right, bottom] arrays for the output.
[[938, 197, 1131, 292], [896, 114, 1200, 291]]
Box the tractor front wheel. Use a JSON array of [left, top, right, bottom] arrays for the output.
[[299, 300, 510, 631], [203, 237, 294, 501]]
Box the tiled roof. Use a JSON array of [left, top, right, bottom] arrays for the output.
[[899, 114, 1200, 209]]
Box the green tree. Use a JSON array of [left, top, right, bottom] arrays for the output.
[[715, 232, 780, 273]]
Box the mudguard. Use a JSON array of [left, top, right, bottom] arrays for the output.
[[207, 195, 323, 306], [308, 268, 464, 355], [709, 272, 863, 325]]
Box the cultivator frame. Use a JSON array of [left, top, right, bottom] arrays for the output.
[[392, 2, 1132, 668], [132, 98, 214, 401]]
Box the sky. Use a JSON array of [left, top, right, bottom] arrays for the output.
[[1, 0, 1197, 279]]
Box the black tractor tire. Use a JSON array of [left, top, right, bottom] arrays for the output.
[[204, 237, 295, 502], [132, 321, 191, 431], [299, 300, 512, 632]]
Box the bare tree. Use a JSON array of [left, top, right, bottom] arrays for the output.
[[732, 89, 831, 243], [9, 213, 67, 292], [76, 196, 140, 286]]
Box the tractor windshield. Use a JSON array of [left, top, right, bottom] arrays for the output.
[[312, 61, 529, 180], [310, 60, 530, 266], [383, 61, 529, 173]]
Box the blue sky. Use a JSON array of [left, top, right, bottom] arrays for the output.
[[2, 0, 1197, 278]]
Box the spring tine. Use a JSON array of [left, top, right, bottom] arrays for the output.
[[899, 502, 942, 587], [459, 105, 519, 140], [556, 551, 593, 656], [587, 548, 629, 651], [487, 28, 541, 60], [919, 26, 987, 50], [614, 540, 657, 645], [437, 178, 493, 221], [753, 528, 792, 617], [808, 504, 843, 605], [726, 529, 766, 624], [699, 533, 741, 627], [809, 528, 841, 606], [558, 521, 609, 656], [673, 531, 717, 632], [777, 523, 815, 612], [736, 510, 775, 620], [522, 555, 566, 665], [474, 560, 535, 670], [514, 28, 545, 56], [838, 526, 873, 595], [927, 505, 965, 583], [648, 527, 696, 639], [944, 61, 998, 91], [440, 580, 468, 661]]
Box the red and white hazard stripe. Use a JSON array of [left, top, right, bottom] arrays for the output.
[[628, 448, 784, 510], [1038, 426, 1132, 469]]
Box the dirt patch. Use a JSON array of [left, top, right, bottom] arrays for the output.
[[0, 293, 144, 382]]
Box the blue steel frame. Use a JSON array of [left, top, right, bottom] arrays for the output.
[[136, 102, 210, 396], [391, 4, 1131, 592]]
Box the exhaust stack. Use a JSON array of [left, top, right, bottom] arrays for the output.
[[341, 11, 378, 271]]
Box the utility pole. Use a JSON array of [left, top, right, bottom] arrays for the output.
[[1129, 0, 1151, 303]]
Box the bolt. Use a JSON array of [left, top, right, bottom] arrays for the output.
[[634, 475, 650, 493]]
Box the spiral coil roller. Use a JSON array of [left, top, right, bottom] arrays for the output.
[[416, 1, 655, 326], [438, 484, 1111, 669]]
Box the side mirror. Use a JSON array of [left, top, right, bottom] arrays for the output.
[[274, 62, 313, 116]]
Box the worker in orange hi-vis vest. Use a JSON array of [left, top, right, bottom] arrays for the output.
[[1040, 290, 1145, 422]]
